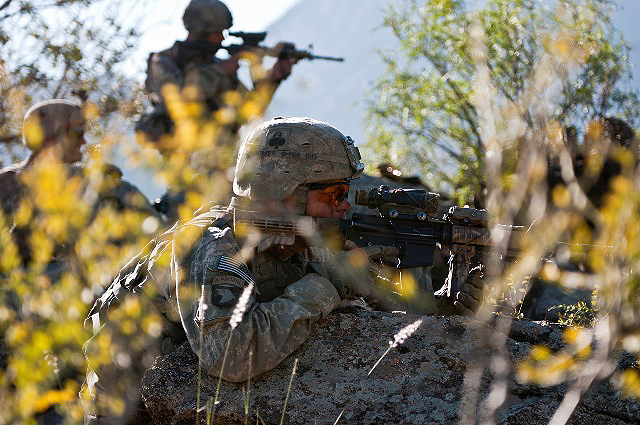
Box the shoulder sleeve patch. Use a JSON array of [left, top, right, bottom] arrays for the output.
[[195, 273, 255, 325], [210, 283, 243, 307]]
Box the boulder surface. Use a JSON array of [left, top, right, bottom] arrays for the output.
[[141, 311, 640, 425]]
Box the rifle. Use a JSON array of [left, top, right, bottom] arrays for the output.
[[340, 186, 522, 296], [229, 185, 520, 297], [224, 31, 344, 62]]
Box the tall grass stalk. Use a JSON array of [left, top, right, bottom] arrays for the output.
[[213, 331, 234, 412], [256, 408, 266, 425], [213, 282, 253, 417], [244, 350, 253, 425], [279, 358, 298, 425], [195, 292, 206, 425], [206, 397, 213, 425], [368, 319, 422, 376]]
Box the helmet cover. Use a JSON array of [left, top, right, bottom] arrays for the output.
[[234, 117, 364, 201], [22, 99, 84, 151], [182, 0, 233, 33]]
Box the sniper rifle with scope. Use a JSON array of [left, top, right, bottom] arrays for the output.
[[230, 185, 521, 297]]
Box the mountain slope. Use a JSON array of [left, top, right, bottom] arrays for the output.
[[264, 0, 399, 146]]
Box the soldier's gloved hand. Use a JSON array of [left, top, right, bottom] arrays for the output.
[[270, 57, 296, 83], [344, 240, 400, 266], [219, 54, 241, 76], [453, 265, 484, 315], [319, 245, 400, 299]]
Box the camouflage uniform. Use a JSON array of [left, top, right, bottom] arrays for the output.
[[137, 0, 244, 141], [85, 200, 340, 390], [83, 117, 363, 422], [138, 40, 247, 140], [138, 0, 297, 222], [83, 117, 483, 423], [182, 208, 341, 380], [137, 0, 239, 220], [0, 100, 156, 267], [0, 160, 33, 263]]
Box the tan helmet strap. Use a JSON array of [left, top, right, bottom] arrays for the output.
[[294, 185, 308, 215]]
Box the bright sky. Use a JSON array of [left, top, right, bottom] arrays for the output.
[[131, 0, 300, 76]]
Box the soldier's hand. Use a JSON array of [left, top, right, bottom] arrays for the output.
[[362, 244, 401, 267], [219, 54, 241, 76], [270, 58, 296, 83], [320, 245, 400, 299], [453, 265, 484, 315]]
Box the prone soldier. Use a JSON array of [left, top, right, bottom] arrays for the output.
[[82, 117, 482, 423]]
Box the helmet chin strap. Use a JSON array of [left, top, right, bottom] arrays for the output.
[[294, 185, 308, 215]]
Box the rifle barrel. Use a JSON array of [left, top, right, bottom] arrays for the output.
[[309, 54, 344, 62]]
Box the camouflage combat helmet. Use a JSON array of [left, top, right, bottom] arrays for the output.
[[22, 99, 84, 151], [234, 117, 364, 212], [182, 0, 233, 33]]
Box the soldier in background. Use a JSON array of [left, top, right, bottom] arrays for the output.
[[521, 117, 637, 321], [83, 117, 482, 424], [137, 0, 295, 145], [0, 99, 158, 425], [0, 99, 156, 270], [136, 0, 297, 223]]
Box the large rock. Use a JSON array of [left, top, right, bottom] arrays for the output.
[[520, 278, 593, 322], [141, 312, 640, 425]]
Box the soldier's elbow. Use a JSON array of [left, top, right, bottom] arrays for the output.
[[207, 355, 278, 383], [208, 364, 252, 383]]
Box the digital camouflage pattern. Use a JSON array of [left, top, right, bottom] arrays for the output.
[[182, 211, 340, 381], [83, 200, 341, 421], [139, 41, 246, 141], [144, 43, 244, 113], [234, 116, 364, 202]]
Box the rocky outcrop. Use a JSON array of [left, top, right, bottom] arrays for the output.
[[141, 312, 640, 425], [520, 278, 593, 321]]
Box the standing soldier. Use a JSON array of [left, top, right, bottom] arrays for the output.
[[137, 0, 297, 223], [136, 0, 295, 145]]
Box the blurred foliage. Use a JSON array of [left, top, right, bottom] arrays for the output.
[[428, 1, 640, 420], [0, 0, 149, 164], [0, 0, 639, 423], [550, 300, 596, 327], [517, 327, 593, 386], [0, 19, 276, 418], [367, 1, 640, 413], [366, 0, 639, 206]]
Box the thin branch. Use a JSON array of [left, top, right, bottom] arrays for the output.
[[384, 115, 464, 163], [0, 0, 13, 13], [423, 51, 482, 147], [0, 134, 20, 144], [52, 62, 70, 99]]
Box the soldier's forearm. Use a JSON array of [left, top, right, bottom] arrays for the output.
[[196, 274, 340, 382]]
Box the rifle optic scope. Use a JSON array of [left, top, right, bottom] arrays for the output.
[[355, 186, 439, 215], [228, 31, 267, 45]]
